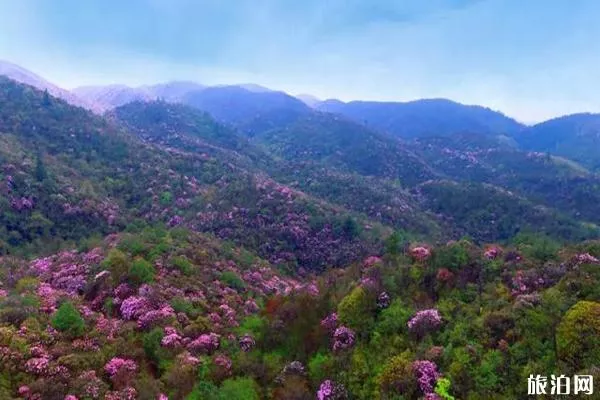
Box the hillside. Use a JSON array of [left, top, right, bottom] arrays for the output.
[[408, 133, 600, 225], [317, 98, 525, 139], [516, 113, 600, 170], [3, 225, 600, 399], [0, 60, 97, 112], [0, 78, 389, 270]]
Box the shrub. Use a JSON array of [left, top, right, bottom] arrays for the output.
[[172, 256, 193, 275], [218, 377, 260, 400], [337, 286, 375, 334], [51, 301, 85, 337], [102, 249, 131, 284], [220, 271, 245, 290], [128, 258, 156, 285]]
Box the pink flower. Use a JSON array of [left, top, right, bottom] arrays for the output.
[[214, 354, 232, 371], [320, 313, 338, 332], [484, 246, 501, 260], [158, 394, 168, 400], [238, 334, 256, 352], [187, 332, 220, 354], [137, 304, 175, 329], [408, 309, 442, 334], [25, 356, 50, 375], [363, 256, 383, 268], [120, 296, 149, 320], [413, 360, 440, 394], [65, 396, 79, 400], [161, 331, 182, 348], [104, 357, 137, 377], [410, 246, 431, 261], [332, 326, 355, 351], [317, 380, 347, 400], [575, 253, 600, 264], [18, 386, 30, 396]]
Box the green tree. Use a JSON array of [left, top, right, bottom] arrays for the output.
[[218, 377, 260, 400], [337, 286, 375, 335], [556, 301, 600, 372], [51, 301, 85, 337], [35, 153, 47, 182], [128, 257, 156, 285]]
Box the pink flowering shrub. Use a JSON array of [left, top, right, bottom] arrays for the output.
[[376, 292, 391, 309], [24, 356, 50, 375], [161, 327, 182, 348], [413, 360, 440, 395], [187, 332, 220, 354], [120, 296, 149, 320], [238, 334, 256, 352], [137, 304, 175, 329], [363, 256, 383, 268], [332, 326, 355, 351], [574, 252, 600, 264], [408, 309, 442, 335], [213, 354, 232, 372], [484, 246, 502, 260], [105, 357, 137, 389], [317, 380, 348, 400], [320, 313, 338, 332], [410, 246, 431, 261]]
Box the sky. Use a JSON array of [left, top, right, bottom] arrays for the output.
[[1, 0, 600, 123]]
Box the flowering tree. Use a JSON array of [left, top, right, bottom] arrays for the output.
[[408, 309, 442, 336], [413, 360, 440, 395], [332, 326, 355, 351]]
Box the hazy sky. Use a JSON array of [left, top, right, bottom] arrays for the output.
[[1, 0, 599, 122]]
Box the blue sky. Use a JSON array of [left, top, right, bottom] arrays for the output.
[[0, 0, 599, 122]]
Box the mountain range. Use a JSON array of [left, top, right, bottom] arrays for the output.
[[0, 60, 599, 261], [3, 60, 600, 399]]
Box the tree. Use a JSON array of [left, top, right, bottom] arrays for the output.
[[556, 301, 600, 372], [337, 286, 375, 335], [51, 301, 85, 337], [35, 153, 47, 182], [128, 257, 156, 285]]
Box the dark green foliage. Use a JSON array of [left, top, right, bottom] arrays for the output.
[[220, 271, 245, 290], [128, 257, 156, 285], [513, 232, 560, 262], [51, 301, 85, 337], [143, 327, 166, 367], [172, 256, 193, 275]]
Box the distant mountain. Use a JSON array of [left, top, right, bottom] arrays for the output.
[[73, 84, 153, 111], [0, 60, 97, 112], [516, 113, 600, 170], [317, 98, 525, 139], [296, 94, 321, 108], [181, 85, 312, 134], [74, 82, 205, 111], [142, 81, 205, 102]]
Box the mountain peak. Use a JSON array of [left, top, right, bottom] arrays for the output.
[[0, 60, 99, 112]]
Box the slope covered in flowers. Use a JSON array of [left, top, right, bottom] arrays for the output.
[[2, 227, 600, 399]]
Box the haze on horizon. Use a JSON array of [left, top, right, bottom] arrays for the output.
[[1, 0, 600, 123]]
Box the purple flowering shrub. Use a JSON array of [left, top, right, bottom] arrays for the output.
[[408, 309, 442, 336]]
